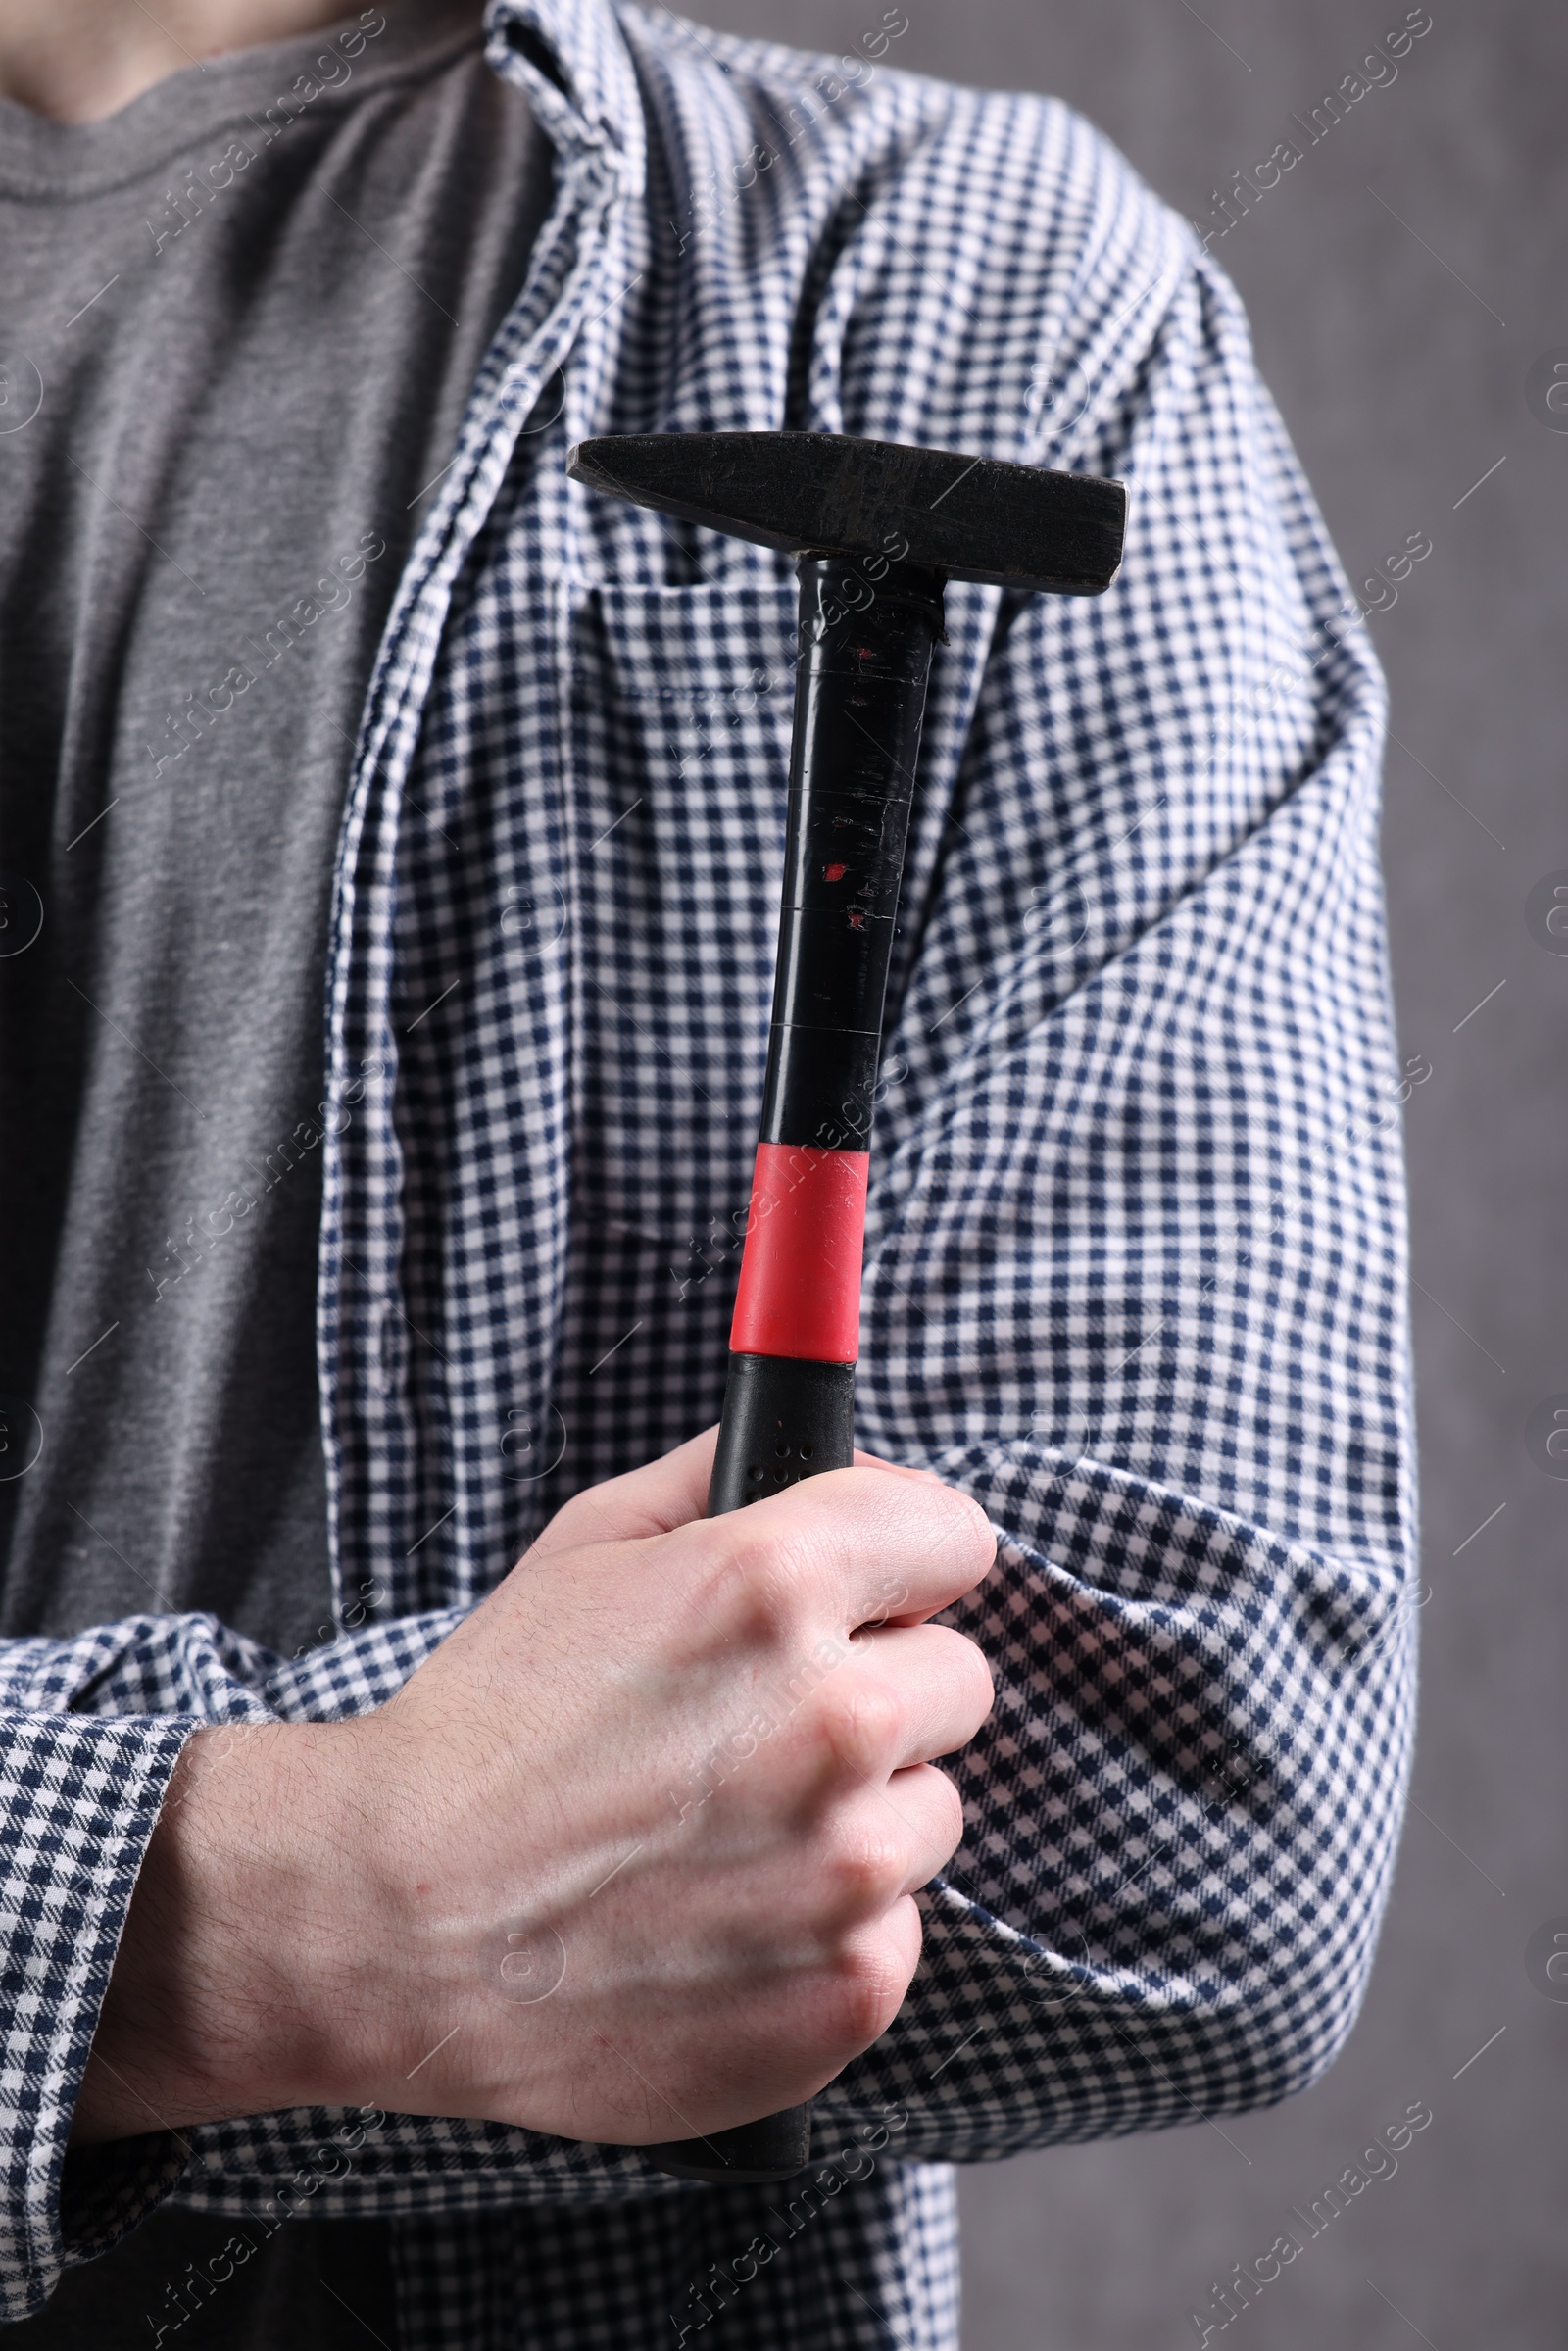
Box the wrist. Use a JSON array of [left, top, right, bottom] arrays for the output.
[[74, 1717, 388, 2142]]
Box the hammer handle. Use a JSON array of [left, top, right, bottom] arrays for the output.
[[646, 557, 944, 2187]]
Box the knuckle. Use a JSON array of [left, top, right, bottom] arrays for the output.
[[696, 1520, 816, 1647], [814, 1676, 903, 1779], [822, 1815, 907, 1915], [827, 1933, 915, 2051], [753, 1522, 828, 1624]]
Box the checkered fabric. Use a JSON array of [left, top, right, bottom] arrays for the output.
[[0, 0, 1417, 2340]]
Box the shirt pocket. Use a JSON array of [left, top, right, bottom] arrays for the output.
[[569, 578, 800, 1248]]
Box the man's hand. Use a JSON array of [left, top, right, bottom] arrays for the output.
[[74, 1431, 996, 2147]]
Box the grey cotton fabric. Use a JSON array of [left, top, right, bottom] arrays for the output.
[[0, 0, 551, 1657]]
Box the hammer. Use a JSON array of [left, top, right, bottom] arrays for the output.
[[566, 430, 1126, 2183]]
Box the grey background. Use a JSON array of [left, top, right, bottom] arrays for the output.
[[697, 0, 1565, 2342]]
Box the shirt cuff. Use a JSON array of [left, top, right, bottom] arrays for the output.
[[0, 1710, 193, 2319]]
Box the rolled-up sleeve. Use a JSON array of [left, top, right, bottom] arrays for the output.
[[0, 1694, 189, 2318], [817, 239, 1414, 2159], [0, 1609, 459, 2316]]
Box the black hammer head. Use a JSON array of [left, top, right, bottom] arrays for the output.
[[566, 431, 1125, 597]]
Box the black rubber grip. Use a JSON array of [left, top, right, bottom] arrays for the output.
[[645, 1354, 855, 2185], [706, 1350, 856, 1513]]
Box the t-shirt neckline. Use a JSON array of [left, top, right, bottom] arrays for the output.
[[0, 0, 487, 199]]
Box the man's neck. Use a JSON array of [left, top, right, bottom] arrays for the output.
[[0, 0, 364, 122]]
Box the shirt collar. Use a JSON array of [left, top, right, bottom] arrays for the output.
[[483, 0, 640, 170]]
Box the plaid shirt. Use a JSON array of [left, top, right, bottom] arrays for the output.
[[0, 1, 1416, 2341]]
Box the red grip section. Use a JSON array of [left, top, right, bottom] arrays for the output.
[[729, 1143, 870, 1363]]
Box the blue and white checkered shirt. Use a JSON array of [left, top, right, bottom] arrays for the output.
[[0, 1, 1416, 2340]]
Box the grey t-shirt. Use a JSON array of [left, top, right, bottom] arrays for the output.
[[0, 0, 551, 1659]]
